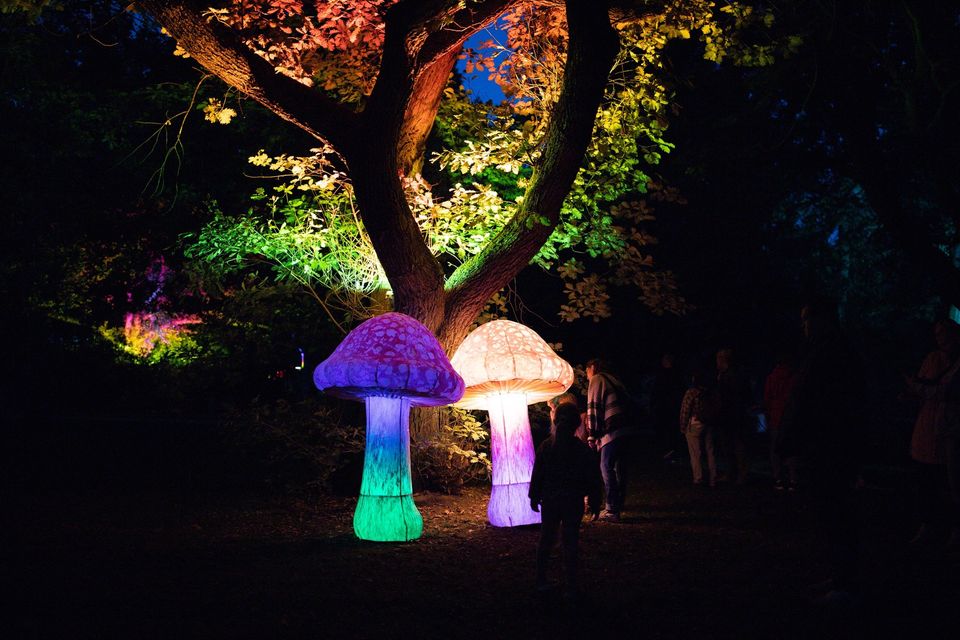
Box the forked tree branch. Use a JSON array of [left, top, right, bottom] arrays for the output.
[[441, 0, 620, 343], [138, 0, 359, 151]]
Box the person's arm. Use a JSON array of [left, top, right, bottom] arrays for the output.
[[906, 352, 946, 399], [586, 375, 605, 441], [692, 392, 705, 425], [763, 373, 774, 414], [678, 389, 693, 433], [776, 372, 804, 458]]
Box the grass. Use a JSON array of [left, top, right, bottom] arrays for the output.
[[10, 448, 959, 639]]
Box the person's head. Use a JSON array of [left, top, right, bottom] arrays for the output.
[[660, 352, 675, 369], [552, 403, 581, 437], [585, 358, 608, 381], [800, 295, 839, 341], [715, 347, 734, 373], [548, 392, 578, 422], [933, 319, 960, 353]]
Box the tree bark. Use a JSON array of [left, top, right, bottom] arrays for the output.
[[137, 0, 357, 150], [439, 0, 620, 350], [140, 0, 621, 349], [398, 48, 459, 176]]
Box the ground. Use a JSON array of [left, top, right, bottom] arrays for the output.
[[10, 447, 959, 639]]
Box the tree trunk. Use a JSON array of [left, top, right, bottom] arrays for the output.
[[398, 49, 460, 176], [410, 405, 444, 443], [439, 0, 619, 349]]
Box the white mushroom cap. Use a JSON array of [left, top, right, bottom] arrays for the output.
[[450, 319, 574, 409]]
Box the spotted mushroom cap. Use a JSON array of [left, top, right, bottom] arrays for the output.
[[313, 312, 464, 407], [450, 319, 574, 409]]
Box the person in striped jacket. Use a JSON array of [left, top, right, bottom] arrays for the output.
[[586, 359, 634, 522]]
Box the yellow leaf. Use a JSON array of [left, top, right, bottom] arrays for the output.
[[217, 108, 237, 125]]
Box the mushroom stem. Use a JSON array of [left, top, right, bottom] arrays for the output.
[[354, 395, 423, 541], [486, 392, 541, 527]]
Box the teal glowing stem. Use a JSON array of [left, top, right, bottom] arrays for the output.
[[354, 395, 423, 542]]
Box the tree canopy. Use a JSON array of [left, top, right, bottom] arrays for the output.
[[3, 0, 955, 441], [138, 0, 790, 349]]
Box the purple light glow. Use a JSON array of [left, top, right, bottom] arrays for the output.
[[314, 312, 464, 541], [314, 313, 464, 407], [451, 320, 574, 527], [487, 392, 540, 526]]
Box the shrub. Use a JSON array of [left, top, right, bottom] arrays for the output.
[[412, 407, 491, 494], [221, 397, 363, 493]]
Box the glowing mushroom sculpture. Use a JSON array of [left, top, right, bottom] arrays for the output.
[[314, 312, 464, 542], [451, 320, 574, 527]]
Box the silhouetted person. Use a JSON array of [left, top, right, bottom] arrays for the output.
[[778, 296, 865, 605], [679, 366, 719, 486], [549, 392, 588, 442], [550, 392, 594, 514], [716, 347, 750, 484], [651, 352, 685, 459], [764, 346, 800, 491], [585, 358, 634, 521], [530, 403, 603, 598], [904, 319, 960, 545]]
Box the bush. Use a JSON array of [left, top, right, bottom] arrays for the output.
[[412, 407, 491, 494], [221, 397, 364, 493], [222, 399, 491, 495]]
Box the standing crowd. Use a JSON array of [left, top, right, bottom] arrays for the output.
[[529, 296, 960, 606]]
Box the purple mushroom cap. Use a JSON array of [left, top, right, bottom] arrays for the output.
[[314, 312, 465, 407]]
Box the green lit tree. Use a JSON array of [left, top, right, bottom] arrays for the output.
[[138, 0, 790, 351]]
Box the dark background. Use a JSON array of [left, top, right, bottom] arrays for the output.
[[4, 3, 959, 637], [2, 0, 954, 539]]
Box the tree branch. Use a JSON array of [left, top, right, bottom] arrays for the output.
[[397, 48, 460, 175], [415, 0, 521, 71], [137, 0, 358, 151], [335, 2, 457, 330], [412, 0, 657, 70], [393, 0, 523, 174], [441, 0, 620, 343]]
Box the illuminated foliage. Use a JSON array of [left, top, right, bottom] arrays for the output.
[[207, 0, 394, 103], [0, 0, 59, 20], [183, 149, 391, 323], [99, 311, 203, 365], [451, 0, 798, 320], [86, 256, 208, 365], [125, 0, 805, 364], [179, 1, 793, 329]]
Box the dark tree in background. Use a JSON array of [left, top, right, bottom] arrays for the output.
[[647, 1, 958, 346], [0, 3, 332, 418], [630, 0, 959, 456]]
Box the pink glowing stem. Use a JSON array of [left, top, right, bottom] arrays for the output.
[[486, 392, 540, 527]]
